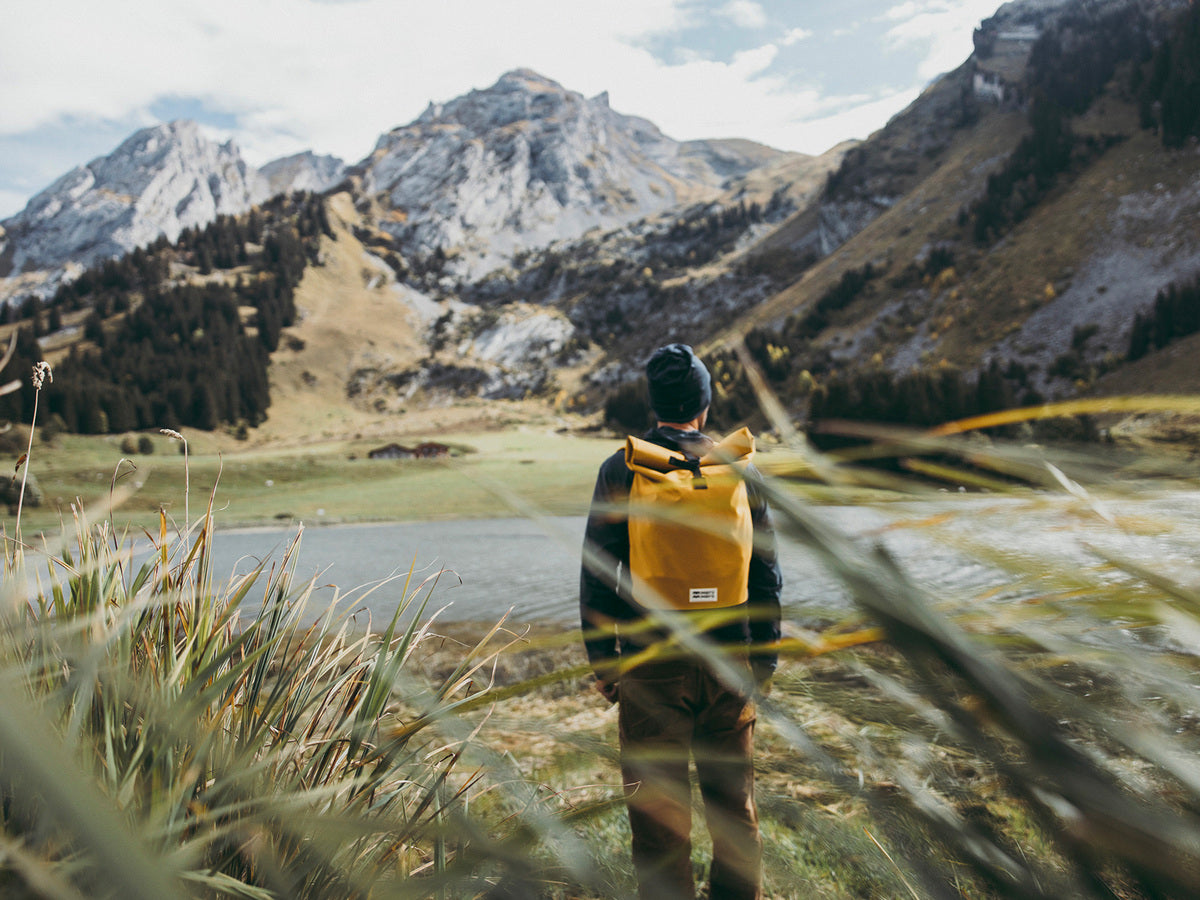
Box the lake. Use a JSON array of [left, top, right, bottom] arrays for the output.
[[208, 489, 1200, 630]]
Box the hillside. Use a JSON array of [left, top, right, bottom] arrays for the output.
[[682, 0, 1200, 445], [1, 0, 1199, 454], [252, 193, 560, 447]]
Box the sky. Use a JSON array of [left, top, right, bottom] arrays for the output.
[[0, 0, 1006, 220]]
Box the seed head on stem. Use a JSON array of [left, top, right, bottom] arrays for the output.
[[159, 429, 190, 529], [15, 362, 53, 558], [31, 362, 51, 391]]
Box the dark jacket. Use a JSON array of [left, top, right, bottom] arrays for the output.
[[579, 425, 783, 680]]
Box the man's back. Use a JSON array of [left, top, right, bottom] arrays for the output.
[[577, 343, 783, 900]]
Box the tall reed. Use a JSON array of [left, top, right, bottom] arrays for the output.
[[0, 485, 551, 897]]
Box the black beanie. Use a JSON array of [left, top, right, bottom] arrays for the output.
[[646, 343, 712, 423]]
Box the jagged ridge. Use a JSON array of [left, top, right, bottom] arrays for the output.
[[0, 122, 346, 298], [358, 69, 797, 278]]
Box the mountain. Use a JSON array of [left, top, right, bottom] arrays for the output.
[[340, 0, 1200, 444], [0, 122, 345, 303], [356, 69, 798, 278], [0, 121, 259, 279], [259, 151, 347, 197], [338, 68, 845, 407], [694, 0, 1200, 444], [0, 69, 787, 305], [10, 0, 1200, 452], [0, 67, 831, 440]]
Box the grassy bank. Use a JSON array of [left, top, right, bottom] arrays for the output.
[[6, 427, 618, 535]]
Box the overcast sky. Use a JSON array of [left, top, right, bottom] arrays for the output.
[[0, 0, 1005, 219]]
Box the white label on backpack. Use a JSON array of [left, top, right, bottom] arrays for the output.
[[690, 588, 719, 604]]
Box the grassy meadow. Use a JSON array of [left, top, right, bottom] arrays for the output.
[[4, 385, 1200, 897], [6, 427, 615, 535]]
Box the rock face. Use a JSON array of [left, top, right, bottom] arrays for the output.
[[0, 123, 346, 298], [0, 121, 262, 277], [360, 69, 794, 278]]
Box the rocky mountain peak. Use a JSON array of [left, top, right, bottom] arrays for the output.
[[0, 121, 345, 301], [402, 69, 604, 137], [0, 119, 259, 280], [361, 68, 790, 278], [118, 119, 229, 168]]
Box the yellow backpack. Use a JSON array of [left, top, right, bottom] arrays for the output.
[[624, 428, 755, 611]]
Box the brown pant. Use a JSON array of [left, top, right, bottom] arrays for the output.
[[618, 657, 762, 900]]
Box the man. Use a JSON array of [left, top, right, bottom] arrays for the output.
[[579, 343, 783, 900]]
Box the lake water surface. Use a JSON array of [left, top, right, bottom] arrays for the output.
[[208, 490, 1200, 629]]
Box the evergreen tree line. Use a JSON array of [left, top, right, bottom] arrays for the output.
[[48, 282, 273, 433], [655, 199, 767, 270], [600, 264, 882, 432], [663, 199, 765, 266], [821, 145, 869, 201], [0, 327, 49, 427], [4, 245, 169, 335], [602, 351, 775, 435], [1135, 0, 1200, 147], [774, 263, 879, 348], [1, 192, 331, 433], [1127, 273, 1200, 362], [965, 95, 1116, 245], [603, 351, 1026, 452], [1026, 3, 1150, 115], [806, 361, 1013, 446], [500, 197, 774, 306]]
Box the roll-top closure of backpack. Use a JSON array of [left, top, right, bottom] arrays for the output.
[[625, 427, 755, 475]]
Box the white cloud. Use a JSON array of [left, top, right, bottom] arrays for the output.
[[0, 0, 853, 165], [879, 0, 998, 80], [781, 27, 814, 46], [881, 1, 926, 21], [0, 0, 694, 166], [789, 87, 922, 150], [729, 43, 779, 78], [0, 0, 985, 193], [717, 0, 768, 29]]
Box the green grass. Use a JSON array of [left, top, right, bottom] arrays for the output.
[[9, 429, 615, 534]]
